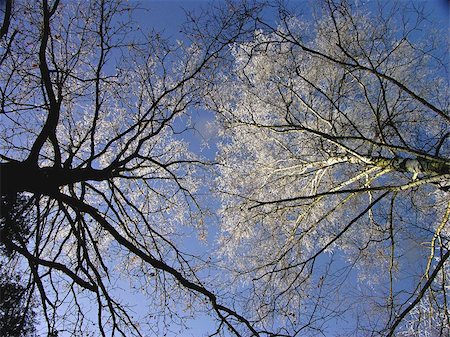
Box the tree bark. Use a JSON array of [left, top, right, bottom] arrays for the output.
[[0, 162, 116, 196]]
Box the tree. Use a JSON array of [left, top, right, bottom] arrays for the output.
[[1, 0, 448, 336], [0, 0, 262, 336], [208, 0, 449, 335], [1, 193, 37, 337]]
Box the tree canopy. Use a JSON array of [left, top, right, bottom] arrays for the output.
[[1, 193, 37, 337], [207, 1, 449, 334], [0, 0, 449, 336]]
